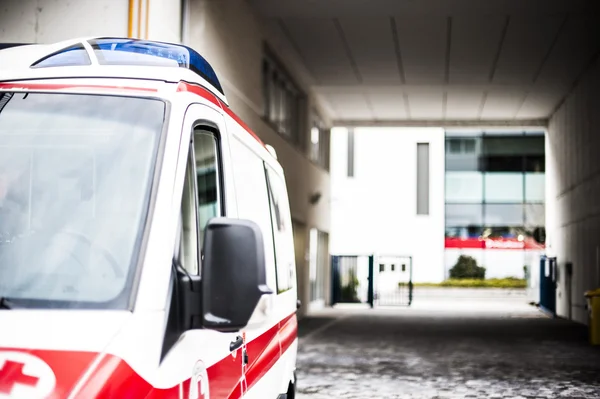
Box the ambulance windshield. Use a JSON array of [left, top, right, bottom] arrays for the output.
[[0, 91, 164, 309]]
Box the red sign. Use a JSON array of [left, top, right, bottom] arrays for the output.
[[445, 237, 545, 250]]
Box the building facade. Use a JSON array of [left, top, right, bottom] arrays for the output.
[[444, 130, 546, 280], [330, 127, 446, 283], [330, 127, 546, 283]]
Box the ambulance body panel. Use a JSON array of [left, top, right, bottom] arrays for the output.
[[0, 37, 298, 399]]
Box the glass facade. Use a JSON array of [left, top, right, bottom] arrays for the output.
[[444, 131, 545, 245]]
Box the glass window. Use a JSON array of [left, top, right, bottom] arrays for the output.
[[481, 155, 523, 172], [0, 92, 164, 308], [178, 148, 200, 276], [484, 173, 524, 203], [445, 137, 481, 172], [484, 204, 524, 226], [525, 173, 545, 202], [310, 110, 329, 170], [262, 53, 305, 146], [464, 139, 476, 153], [482, 135, 544, 156], [194, 130, 220, 244], [482, 226, 524, 239], [525, 203, 545, 227], [445, 172, 483, 203], [230, 137, 276, 292], [262, 60, 270, 119], [447, 139, 461, 154], [445, 225, 483, 239], [445, 204, 483, 226], [525, 155, 545, 172], [266, 165, 295, 294]]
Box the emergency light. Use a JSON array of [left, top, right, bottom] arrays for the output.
[[28, 37, 225, 96]]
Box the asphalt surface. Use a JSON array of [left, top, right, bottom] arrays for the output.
[[295, 293, 600, 399]]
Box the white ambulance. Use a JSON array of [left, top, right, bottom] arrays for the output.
[[0, 37, 299, 399]]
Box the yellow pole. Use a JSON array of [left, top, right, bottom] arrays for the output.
[[127, 0, 135, 38]]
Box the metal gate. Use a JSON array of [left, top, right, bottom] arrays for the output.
[[331, 255, 374, 307], [374, 255, 413, 306]]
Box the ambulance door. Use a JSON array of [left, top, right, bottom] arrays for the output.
[[168, 103, 243, 399]]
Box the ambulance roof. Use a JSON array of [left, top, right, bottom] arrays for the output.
[[0, 37, 228, 106]]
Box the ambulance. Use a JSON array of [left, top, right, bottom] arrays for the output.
[[0, 37, 298, 399]]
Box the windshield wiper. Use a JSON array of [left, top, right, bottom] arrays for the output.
[[0, 297, 14, 309]]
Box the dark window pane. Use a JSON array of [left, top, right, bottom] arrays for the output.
[[481, 155, 523, 172], [525, 155, 545, 172], [482, 136, 544, 156]]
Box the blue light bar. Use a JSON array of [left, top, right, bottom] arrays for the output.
[[90, 38, 224, 95], [31, 44, 92, 68], [29, 38, 224, 96]]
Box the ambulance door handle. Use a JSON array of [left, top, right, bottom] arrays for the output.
[[230, 336, 243, 352]]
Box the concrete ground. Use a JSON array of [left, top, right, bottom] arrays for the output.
[[296, 289, 600, 399]]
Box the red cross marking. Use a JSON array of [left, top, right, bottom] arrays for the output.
[[0, 360, 40, 394]]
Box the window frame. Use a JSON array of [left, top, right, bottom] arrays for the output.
[[262, 46, 306, 148], [173, 123, 224, 277]]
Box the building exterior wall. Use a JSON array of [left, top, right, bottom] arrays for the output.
[[547, 56, 600, 325], [0, 0, 332, 316], [0, 0, 129, 42], [330, 127, 446, 283], [443, 130, 546, 281]]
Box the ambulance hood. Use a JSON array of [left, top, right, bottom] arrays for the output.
[[0, 310, 132, 399]]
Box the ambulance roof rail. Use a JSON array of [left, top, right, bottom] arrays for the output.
[[0, 37, 227, 105]]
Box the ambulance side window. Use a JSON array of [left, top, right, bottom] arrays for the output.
[[177, 127, 221, 276], [177, 146, 200, 275], [266, 166, 295, 294], [230, 137, 277, 292], [194, 129, 221, 249]]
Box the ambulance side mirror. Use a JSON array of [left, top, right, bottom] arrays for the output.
[[201, 217, 273, 332]]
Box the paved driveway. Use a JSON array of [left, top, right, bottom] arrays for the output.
[[296, 294, 600, 399]]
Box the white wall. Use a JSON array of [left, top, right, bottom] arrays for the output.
[[330, 127, 445, 283], [0, 0, 180, 45], [444, 248, 542, 280], [547, 55, 600, 324], [0, 0, 129, 42]]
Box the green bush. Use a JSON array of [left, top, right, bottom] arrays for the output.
[[449, 255, 486, 279]]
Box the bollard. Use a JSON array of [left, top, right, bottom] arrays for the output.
[[584, 288, 600, 345]]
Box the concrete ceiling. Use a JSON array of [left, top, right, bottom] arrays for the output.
[[249, 0, 600, 126]]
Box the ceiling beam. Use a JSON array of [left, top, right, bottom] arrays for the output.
[[249, 0, 597, 19], [333, 119, 549, 128]]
